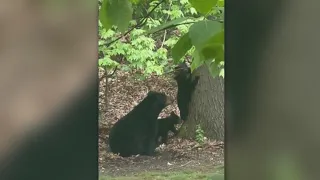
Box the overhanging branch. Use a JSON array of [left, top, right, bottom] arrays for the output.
[[103, 0, 166, 47]]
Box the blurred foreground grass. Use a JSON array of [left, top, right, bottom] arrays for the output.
[[100, 165, 224, 180]]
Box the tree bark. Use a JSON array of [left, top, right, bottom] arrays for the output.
[[179, 65, 224, 140]]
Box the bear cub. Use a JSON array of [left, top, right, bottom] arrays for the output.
[[174, 62, 200, 121], [156, 111, 182, 146]]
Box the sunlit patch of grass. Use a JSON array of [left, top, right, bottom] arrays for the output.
[[99, 165, 224, 180]]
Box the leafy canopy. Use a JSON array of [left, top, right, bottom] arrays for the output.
[[99, 0, 224, 78]]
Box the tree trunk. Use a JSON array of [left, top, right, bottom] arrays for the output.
[[179, 65, 224, 140]]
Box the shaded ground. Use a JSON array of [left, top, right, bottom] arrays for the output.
[[100, 139, 224, 176], [98, 68, 224, 177]]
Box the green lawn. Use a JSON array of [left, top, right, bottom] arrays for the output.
[[100, 165, 224, 180]]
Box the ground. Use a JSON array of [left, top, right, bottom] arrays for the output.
[[99, 68, 224, 178]]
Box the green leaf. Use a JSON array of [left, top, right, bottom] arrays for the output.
[[188, 0, 218, 15], [145, 17, 193, 34], [99, 0, 112, 31], [216, 45, 224, 62], [190, 50, 204, 72], [99, 0, 133, 33], [207, 29, 224, 44], [217, 0, 224, 7], [121, 65, 131, 72], [188, 20, 223, 50], [199, 29, 224, 62], [190, 7, 198, 15], [206, 60, 220, 77], [172, 33, 193, 63], [201, 44, 223, 62], [219, 68, 224, 78], [129, 0, 140, 4]]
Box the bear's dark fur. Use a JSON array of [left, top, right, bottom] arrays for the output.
[[108, 91, 171, 157], [174, 62, 200, 121], [156, 111, 181, 145]]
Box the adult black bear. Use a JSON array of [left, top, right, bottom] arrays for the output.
[[174, 62, 200, 122], [108, 91, 172, 157], [156, 111, 182, 146]]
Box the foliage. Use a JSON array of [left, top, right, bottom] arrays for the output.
[[99, 0, 133, 33], [195, 124, 205, 144], [99, 0, 224, 78], [99, 20, 168, 78]]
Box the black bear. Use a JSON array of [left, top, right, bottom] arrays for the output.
[[156, 111, 182, 146], [174, 62, 200, 122], [108, 91, 172, 157]]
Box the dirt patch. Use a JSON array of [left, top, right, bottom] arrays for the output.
[[100, 139, 224, 177]]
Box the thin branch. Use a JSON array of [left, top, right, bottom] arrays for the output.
[[99, 66, 118, 81], [141, 0, 165, 24], [103, 0, 166, 47], [160, 30, 167, 48], [152, 21, 197, 35], [107, 66, 118, 78], [160, 3, 171, 48], [151, 18, 224, 35], [105, 27, 134, 47]]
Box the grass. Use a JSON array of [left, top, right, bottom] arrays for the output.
[[99, 165, 224, 180]]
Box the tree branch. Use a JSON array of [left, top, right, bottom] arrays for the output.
[[160, 3, 171, 48], [151, 19, 224, 35], [99, 66, 118, 81], [107, 66, 118, 78], [103, 0, 166, 47]]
